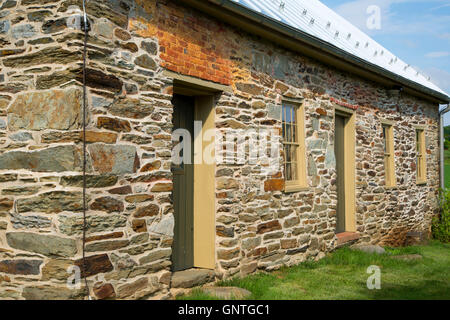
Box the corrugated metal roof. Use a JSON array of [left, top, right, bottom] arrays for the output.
[[230, 0, 449, 97]]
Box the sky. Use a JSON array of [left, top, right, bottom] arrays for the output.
[[320, 0, 450, 124]]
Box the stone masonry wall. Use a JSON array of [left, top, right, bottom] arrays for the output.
[[0, 0, 440, 299]]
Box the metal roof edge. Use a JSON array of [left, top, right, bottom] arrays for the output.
[[177, 0, 450, 104]]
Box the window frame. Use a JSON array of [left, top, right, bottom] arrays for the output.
[[281, 99, 307, 192], [381, 119, 396, 188], [415, 126, 427, 184]]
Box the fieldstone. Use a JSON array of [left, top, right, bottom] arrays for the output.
[[90, 197, 124, 213], [93, 283, 116, 300], [85, 240, 130, 252], [35, 68, 80, 89], [8, 88, 81, 130], [264, 179, 284, 191], [12, 24, 36, 39], [267, 103, 282, 120], [139, 248, 172, 265], [0, 49, 25, 57], [0, 145, 84, 172], [202, 287, 252, 300], [61, 175, 118, 188], [9, 131, 32, 141], [217, 177, 239, 190], [240, 261, 258, 276], [125, 194, 153, 203], [114, 28, 131, 41], [134, 54, 157, 70], [6, 232, 77, 257], [257, 220, 282, 234], [117, 277, 149, 298], [109, 97, 154, 119], [235, 83, 264, 96], [11, 213, 51, 229], [171, 269, 215, 288], [92, 95, 111, 108], [217, 247, 240, 260], [94, 18, 114, 39], [121, 134, 152, 144], [134, 204, 159, 218], [149, 214, 174, 236], [132, 219, 147, 233], [27, 10, 52, 22], [97, 116, 131, 132], [16, 191, 83, 213], [1, 0, 16, 9], [3, 46, 80, 68], [216, 225, 234, 238], [108, 185, 132, 195], [151, 183, 173, 192], [22, 286, 84, 300], [41, 130, 117, 144], [28, 37, 54, 45], [352, 245, 385, 255], [0, 20, 10, 34], [0, 198, 13, 211], [59, 214, 127, 236], [141, 41, 157, 55], [88, 144, 139, 174], [83, 68, 123, 93], [85, 232, 124, 243], [2, 185, 40, 195], [42, 18, 67, 34], [0, 259, 43, 275], [41, 259, 73, 281], [241, 237, 261, 251], [0, 119, 6, 129], [74, 254, 113, 277], [323, 148, 335, 171]]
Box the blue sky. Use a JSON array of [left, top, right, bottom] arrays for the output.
[[321, 0, 450, 124]]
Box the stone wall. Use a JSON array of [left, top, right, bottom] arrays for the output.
[[0, 0, 440, 299]]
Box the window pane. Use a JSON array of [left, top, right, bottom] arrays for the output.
[[382, 126, 387, 153]]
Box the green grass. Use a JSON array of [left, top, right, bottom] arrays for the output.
[[179, 241, 450, 300], [444, 148, 450, 188]]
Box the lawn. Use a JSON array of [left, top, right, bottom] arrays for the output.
[[179, 241, 450, 300], [445, 149, 450, 189]]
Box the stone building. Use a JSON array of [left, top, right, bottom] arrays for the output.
[[0, 0, 449, 300]]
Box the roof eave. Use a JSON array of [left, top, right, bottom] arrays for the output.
[[177, 0, 450, 104]]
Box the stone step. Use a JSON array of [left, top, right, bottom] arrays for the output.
[[171, 268, 215, 289]]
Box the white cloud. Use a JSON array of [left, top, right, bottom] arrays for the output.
[[425, 51, 450, 58]]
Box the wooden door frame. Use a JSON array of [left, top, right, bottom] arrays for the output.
[[334, 105, 356, 233], [171, 75, 221, 270]]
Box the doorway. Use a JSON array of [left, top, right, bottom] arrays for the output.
[[334, 108, 356, 234], [171, 90, 216, 272]]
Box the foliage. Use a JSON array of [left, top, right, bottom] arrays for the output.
[[433, 189, 450, 243]]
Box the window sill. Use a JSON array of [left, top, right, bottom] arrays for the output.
[[284, 185, 309, 193], [416, 180, 427, 186], [385, 185, 398, 190]]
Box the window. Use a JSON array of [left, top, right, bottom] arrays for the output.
[[382, 123, 396, 187], [282, 101, 306, 191], [416, 128, 427, 183]]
